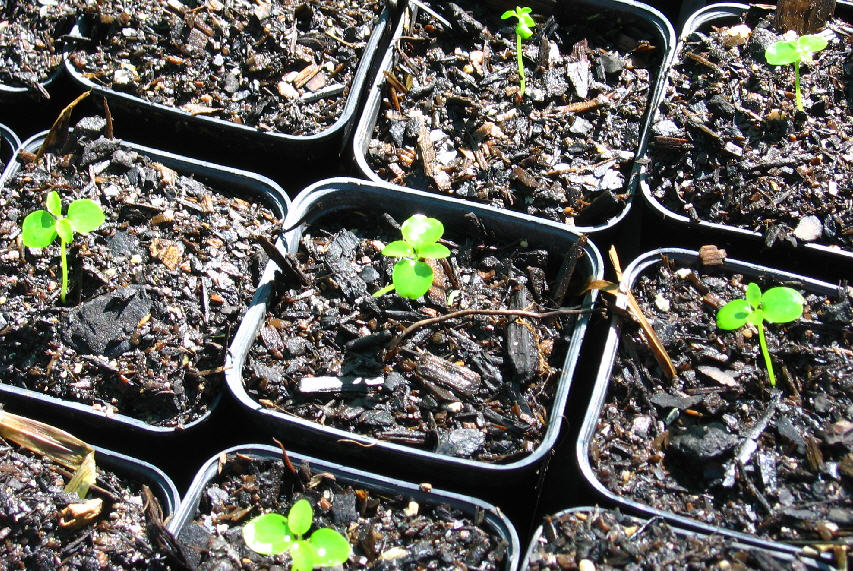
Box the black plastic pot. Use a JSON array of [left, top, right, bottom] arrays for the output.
[[352, 0, 675, 234], [0, 122, 21, 171], [522, 506, 832, 569], [577, 248, 843, 560], [0, 131, 289, 435], [64, 5, 391, 171], [168, 444, 520, 570], [226, 177, 602, 504], [640, 2, 853, 263], [94, 443, 181, 516]]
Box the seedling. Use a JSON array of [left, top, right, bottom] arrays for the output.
[[242, 499, 350, 570], [372, 214, 451, 300], [21, 190, 105, 304], [501, 6, 536, 97], [716, 282, 804, 386], [765, 34, 828, 112]]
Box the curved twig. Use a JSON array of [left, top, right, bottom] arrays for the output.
[[387, 306, 593, 351]]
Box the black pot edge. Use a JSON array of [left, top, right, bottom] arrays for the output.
[[521, 506, 833, 570], [166, 443, 521, 571], [94, 444, 181, 516], [351, 0, 677, 234], [63, 6, 390, 147], [225, 176, 603, 481], [0, 130, 291, 435], [640, 1, 853, 263], [0, 122, 21, 167], [575, 247, 843, 561]]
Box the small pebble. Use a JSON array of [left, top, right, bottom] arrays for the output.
[[793, 215, 822, 242]]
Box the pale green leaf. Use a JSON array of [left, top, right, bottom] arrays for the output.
[[400, 214, 444, 249], [288, 499, 313, 537], [66, 199, 105, 234], [393, 259, 433, 299], [242, 513, 294, 555], [289, 540, 316, 571], [45, 191, 62, 217], [797, 34, 827, 53], [765, 41, 798, 65], [64, 451, 97, 499], [716, 299, 750, 330], [21, 210, 58, 248], [747, 308, 765, 326], [381, 240, 414, 258], [310, 528, 351, 566], [761, 287, 804, 323], [417, 243, 451, 259], [746, 282, 761, 310]]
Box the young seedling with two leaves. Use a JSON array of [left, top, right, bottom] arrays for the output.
[[373, 214, 451, 300], [765, 34, 828, 112], [716, 282, 804, 386], [501, 6, 536, 98], [242, 498, 350, 571], [21, 190, 105, 304]]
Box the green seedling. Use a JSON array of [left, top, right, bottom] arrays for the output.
[[242, 499, 350, 570], [21, 190, 105, 304], [765, 34, 828, 112], [716, 282, 804, 386], [501, 6, 536, 97], [372, 214, 451, 300]]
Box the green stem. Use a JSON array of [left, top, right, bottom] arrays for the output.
[[756, 321, 776, 386], [516, 33, 525, 97], [794, 60, 803, 112], [60, 239, 68, 304]]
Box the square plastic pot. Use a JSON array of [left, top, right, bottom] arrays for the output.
[[0, 131, 289, 436], [64, 5, 392, 168], [640, 2, 853, 263], [226, 176, 602, 502], [168, 444, 520, 570], [353, 0, 675, 234], [577, 247, 845, 561]]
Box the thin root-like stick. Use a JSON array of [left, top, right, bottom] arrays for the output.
[[387, 306, 592, 351]]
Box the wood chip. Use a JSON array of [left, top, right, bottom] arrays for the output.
[[292, 63, 320, 89], [699, 245, 727, 266]]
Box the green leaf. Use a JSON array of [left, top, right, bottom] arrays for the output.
[[310, 528, 351, 566], [765, 41, 799, 65], [288, 499, 313, 537], [21, 210, 58, 248], [56, 218, 74, 244], [761, 287, 804, 323], [501, 9, 515, 19], [66, 199, 105, 234], [417, 243, 451, 260], [242, 513, 294, 555], [45, 191, 62, 217], [64, 450, 97, 499], [401, 214, 444, 250], [393, 259, 433, 299], [517, 11, 536, 39], [745, 283, 761, 310], [716, 299, 751, 330], [797, 34, 827, 54], [289, 539, 315, 571], [381, 240, 414, 258]]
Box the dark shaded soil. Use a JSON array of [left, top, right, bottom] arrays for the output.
[[176, 451, 509, 570], [526, 507, 805, 569], [645, 7, 853, 250], [590, 253, 853, 544], [0, 437, 171, 569], [0, 116, 279, 427], [366, 0, 663, 227], [0, 0, 77, 93], [243, 209, 588, 462], [69, 0, 382, 136]]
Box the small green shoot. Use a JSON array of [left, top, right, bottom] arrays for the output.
[[372, 214, 451, 300], [242, 499, 350, 571], [716, 282, 804, 386], [765, 34, 828, 112], [501, 6, 536, 98], [21, 190, 105, 304]]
